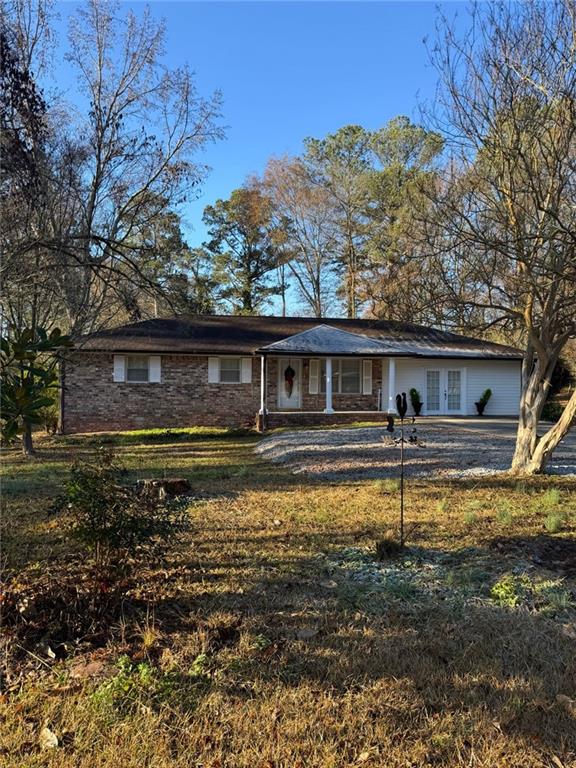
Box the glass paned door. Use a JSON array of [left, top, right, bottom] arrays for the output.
[[447, 370, 462, 412], [426, 370, 441, 413], [426, 368, 464, 414]]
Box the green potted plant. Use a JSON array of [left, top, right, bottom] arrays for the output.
[[409, 388, 423, 416], [475, 388, 492, 416]]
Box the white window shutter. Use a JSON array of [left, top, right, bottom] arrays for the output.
[[362, 360, 372, 395], [149, 356, 161, 383], [241, 358, 252, 384], [113, 355, 125, 382], [309, 359, 319, 394], [208, 357, 220, 383]]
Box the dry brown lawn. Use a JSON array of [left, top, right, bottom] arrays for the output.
[[1, 428, 576, 767]]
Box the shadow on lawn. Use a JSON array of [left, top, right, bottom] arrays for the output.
[[4, 525, 576, 761], [136, 538, 576, 758]]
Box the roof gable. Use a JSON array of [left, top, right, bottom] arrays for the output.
[[258, 325, 409, 356]]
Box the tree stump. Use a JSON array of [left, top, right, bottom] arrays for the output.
[[135, 478, 191, 499]]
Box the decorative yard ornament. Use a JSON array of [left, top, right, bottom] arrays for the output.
[[397, 392, 409, 547], [386, 414, 395, 433], [284, 363, 295, 398], [397, 392, 408, 418]]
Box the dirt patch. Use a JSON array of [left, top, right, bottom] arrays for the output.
[[490, 535, 576, 577]]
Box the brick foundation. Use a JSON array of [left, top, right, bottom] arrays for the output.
[[264, 411, 388, 430]]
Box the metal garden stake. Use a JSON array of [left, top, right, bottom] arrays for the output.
[[396, 392, 408, 547]]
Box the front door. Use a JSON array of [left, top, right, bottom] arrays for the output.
[[277, 359, 302, 409], [426, 368, 464, 415]]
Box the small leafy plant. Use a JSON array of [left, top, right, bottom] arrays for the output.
[[92, 650, 212, 716], [55, 448, 189, 577], [490, 573, 574, 614], [475, 388, 492, 416], [409, 388, 423, 416], [490, 574, 531, 607]]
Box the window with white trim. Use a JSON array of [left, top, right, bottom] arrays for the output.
[[126, 355, 149, 383], [320, 359, 362, 394], [219, 357, 242, 384]]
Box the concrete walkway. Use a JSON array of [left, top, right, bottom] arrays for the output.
[[256, 418, 576, 480]]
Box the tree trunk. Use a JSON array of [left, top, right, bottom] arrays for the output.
[[511, 364, 576, 475], [22, 422, 35, 456], [521, 388, 576, 474]]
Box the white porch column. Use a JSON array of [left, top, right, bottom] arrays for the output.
[[324, 357, 334, 414], [259, 355, 267, 414], [387, 357, 397, 413]]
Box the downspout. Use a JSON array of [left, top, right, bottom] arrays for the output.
[[57, 356, 65, 434]]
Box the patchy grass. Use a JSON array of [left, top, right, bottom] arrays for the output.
[[57, 425, 257, 447], [372, 477, 400, 493], [542, 487, 561, 508], [1, 429, 576, 767], [545, 510, 567, 534]]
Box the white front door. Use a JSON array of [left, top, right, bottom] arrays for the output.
[[277, 359, 302, 409], [426, 368, 465, 415]]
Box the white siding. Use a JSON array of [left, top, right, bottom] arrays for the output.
[[382, 358, 521, 416], [394, 359, 427, 415], [464, 360, 521, 416]]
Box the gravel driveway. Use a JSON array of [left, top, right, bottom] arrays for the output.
[[255, 418, 576, 480]]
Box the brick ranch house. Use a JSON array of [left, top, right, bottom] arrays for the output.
[[61, 315, 524, 433]]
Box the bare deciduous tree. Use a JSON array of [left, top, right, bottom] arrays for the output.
[[1, 0, 223, 336], [263, 156, 338, 317], [427, 0, 576, 474]]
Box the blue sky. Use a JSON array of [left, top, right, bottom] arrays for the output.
[[52, 1, 464, 245]]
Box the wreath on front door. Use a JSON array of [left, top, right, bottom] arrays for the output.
[[284, 364, 295, 398]]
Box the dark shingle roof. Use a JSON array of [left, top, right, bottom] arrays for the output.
[[77, 315, 523, 360]]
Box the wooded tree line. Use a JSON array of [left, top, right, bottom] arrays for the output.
[[1, 0, 575, 472], [1, 0, 223, 338]]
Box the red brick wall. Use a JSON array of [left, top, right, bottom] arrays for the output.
[[63, 352, 262, 433], [62, 353, 384, 433]]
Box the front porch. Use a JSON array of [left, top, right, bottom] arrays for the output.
[[251, 323, 501, 431], [256, 324, 403, 425], [259, 356, 390, 415]]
